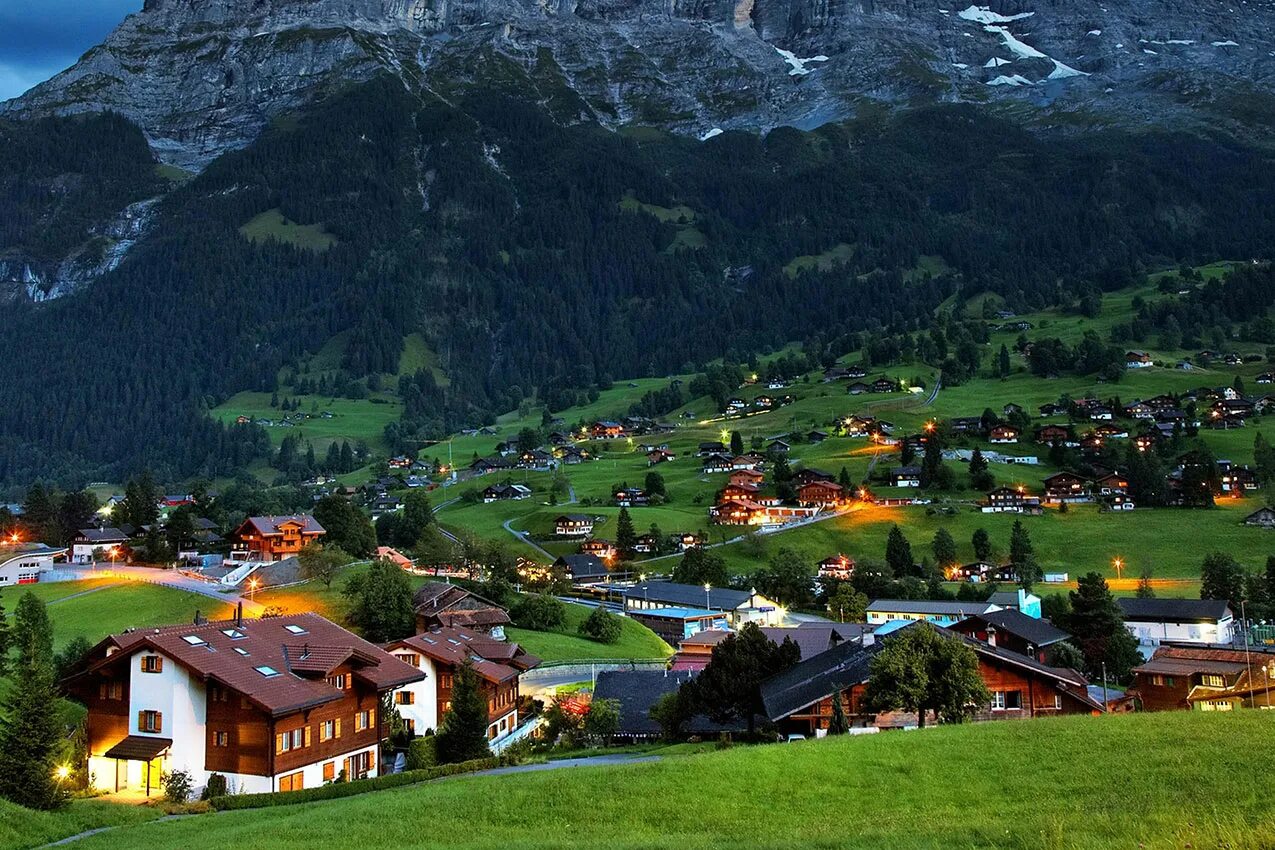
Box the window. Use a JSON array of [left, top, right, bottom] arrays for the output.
[[181, 635, 207, 646], [284, 624, 308, 635], [440, 673, 453, 689], [255, 665, 280, 677], [991, 691, 1005, 710], [213, 731, 229, 748], [403, 718, 415, 735], [346, 750, 374, 779], [326, 674, 347, 690], [1201, 674, 1224, 688], [221, 628, 246, 640], [1053, 694, 1062, 711], [140, 655, 163, 673], [278, 771, 304, 792], [1200, 699, 1234, 712], [209, 684, 230, 703], [233, 647, 249, 656], [322, 762, 336, 783], [396, 653, 421, 667], [320, 719, 336, 742], [275, 728, 308, 754], [395, 691, 415, 706], [98, 681, 123, 700], [1005, 691, 1022, 710], [355, 710, 372, 732], [138, 710, 163, 733]]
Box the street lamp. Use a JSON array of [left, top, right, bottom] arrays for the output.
[[107, 546, 120, 572], [248, 577, 260, 600], [704, 583, 712, 610], [1112, 557, 1124, 580]]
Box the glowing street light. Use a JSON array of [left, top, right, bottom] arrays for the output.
[[54, 765, 70, 782], [248, 577, 260, 600], [1113, 557, 1124, 580], [704, 582, 712, 610]]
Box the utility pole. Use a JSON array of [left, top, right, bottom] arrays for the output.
[[1101, 662, 1109, 710]]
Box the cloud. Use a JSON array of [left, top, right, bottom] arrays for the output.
[[0, 0, 140, 100]]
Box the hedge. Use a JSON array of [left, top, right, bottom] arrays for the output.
[[209, 757, 504, 810]]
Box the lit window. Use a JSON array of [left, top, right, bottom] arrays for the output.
[[213, 731, 229, 747], [256, 665, 280, 677]]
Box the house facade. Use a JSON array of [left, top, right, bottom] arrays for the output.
[[64, 613, 422, 798], [0, 544, 65, 586], [230, 515, 325, 562], [1117, 598, 1234, 651]]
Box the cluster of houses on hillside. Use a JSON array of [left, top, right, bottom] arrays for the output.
[[723, 394, 795, 417]]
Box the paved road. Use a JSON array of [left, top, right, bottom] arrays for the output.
[[503, 519, 556, 560]]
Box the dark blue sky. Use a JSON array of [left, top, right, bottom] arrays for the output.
[[0, 0, 141, 101]]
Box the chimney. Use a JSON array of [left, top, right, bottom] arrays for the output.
[[236, 601, 243, 628], [986, 625, 997, 647], [301, 643, 310, 659]]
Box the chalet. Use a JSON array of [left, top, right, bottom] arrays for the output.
[[725, 398, 748, 414], [646, 448, 675, 466], [754, 395, 776, 409], [709, 498, 765, 526], [791, 468, 834, 487], [1125, 351, 1154, 369], [870, 377, 898, 394], [1034, 425, 1073, 446], [844, 365, 868, 379], [1144, 394, 1179, 412], [989, 425, 1020, 444], [64, 612, 422, 797], [847, 381, 871, 395], [591, 421, 625, 439], [613, 488, 650, 507], [0, 544, 65, 586], [1042, 472, 1091, 504], [761, 624, 1101, 735], [1129, 645, 1275, 712], [1094, 424, 1129, 440], [633, 534, 658, 554], [720, 482, 761, 502], [591, 670, 740, 739], [1223, 353, 1243, 366], [951, 561, 995, 582], [1124, 401, 1155, 420], [981, 487, 1042, 515], [677, 533, 705, 551], [1093, 473, 1129, 497], [948, 417, 983, 435], [481, 484, 532, 503], [698, 441, 729, 456], [554, 514, 594, 536], [729, 468, 765, 487], [798, 480, 843, 508], [386, 626, 539, 742], [516, 449, 554, 470], [817, 554, 855, 581], [1243, 506, 1275, 528], [698, 453, 732, 475], [1079, 433, 1105, 453], [891, 466, 922, 488], [547, 431, 573, 446], [1117, 598, 1234, 651], [470, 456, 512, 475], [866, 599, 1000, 627], [1259, 372, 1275, 385], [230, 515, 325, 563], [767, 439, 791, 455], [579, 539, 617, 560], [1038, 402, 1068, 417], [623, 581, 783, 627], [807, 430, 829, 444], [412, 582, 511, 637], [950, 609, 1070, 663], [71, 528, 130, 565], [553, 554, 612, 585], [388, 455, 413, 469], [1087, 405, 1114, 421]]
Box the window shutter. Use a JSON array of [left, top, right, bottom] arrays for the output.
[[155, 712, 163, 733], [334, 718, 341, 738], [138, 711, 144, 731], [369, 710, 375, 728], [275, 733, 284, 754], [99, 683, 107, 700], [304, 726, 311, 747], [367, 749, 375, 771]]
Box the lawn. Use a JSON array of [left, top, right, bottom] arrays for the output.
[[210, 391, 403, 452], [238, 208, 337, 252], [64, 712, 1275, 850], [506, 601, 672, 662], [0, 799, 162, 850]]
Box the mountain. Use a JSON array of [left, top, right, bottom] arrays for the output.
[[0, 1, 1273, 490], [5, 0, 1274, 171]]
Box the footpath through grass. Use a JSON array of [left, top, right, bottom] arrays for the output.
[[63, 711, 1275, 850]]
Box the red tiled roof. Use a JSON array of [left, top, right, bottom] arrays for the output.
[[70, 613, 421, 716], [388, 626, 541, 684], [240, 515, 325, 537]]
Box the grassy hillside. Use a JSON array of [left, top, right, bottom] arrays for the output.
[[62, 712, 1275, 850], [506, 601, 672, 662], [0, 799, 161, 850]]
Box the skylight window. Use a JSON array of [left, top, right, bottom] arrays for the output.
[[233, 647, 249, 656], [221, 628, 246, 639], [182, 635, 207, 646], [283, 624, 308, 635], [255, 665, 280, 677]]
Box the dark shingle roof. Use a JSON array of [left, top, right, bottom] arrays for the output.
[[1117, 598, 1232, 623], [624, 581, 760, 610], [953, 609, 1070, 648], [592, 670, 743, 736], [761, 640, 879, 721]]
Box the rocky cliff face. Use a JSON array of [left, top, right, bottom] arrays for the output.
[[3, 0, 1274, 169]]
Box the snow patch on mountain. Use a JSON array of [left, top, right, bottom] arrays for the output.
[[958, 6, 1034, 24], [775, 47, 829, 76]]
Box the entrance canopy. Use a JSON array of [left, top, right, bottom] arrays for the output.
[[103, 735, 172, 761]]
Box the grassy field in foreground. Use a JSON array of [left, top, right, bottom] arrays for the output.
[[66, 712, 1275, 850], [506, 601, 672, 662], [0, 799, 162, 850]]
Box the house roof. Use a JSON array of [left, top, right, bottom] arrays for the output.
[[761, 639, 880, 720], [678, 627, 840, 660], [69, 613, 423, 717], [867, 599, 998, 617], [239, 515, 324, 536], [104, 735, 173, 761], [411, 582, 510, 627], [77, 527, 129, 543], [388, 626, 540, 684], [1117, 598, 1232, 624], [951, 609, 1069, 648], [555, 554, 609, 579], [592, 670, 743, 736], [625, 581, 764, 610]]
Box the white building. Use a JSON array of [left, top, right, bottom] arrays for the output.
[[71, 527, 129, 565], [66, 612, 422, 798], [0, 544, 65, 587], [1117, 598, 1234, 653]]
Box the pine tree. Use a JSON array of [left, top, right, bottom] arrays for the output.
[[838, 466, 852, 488], [0, 593, 66, 809], [1008, 519, 1038, 588], [1135, 568, 1156, 599], [434, 660, 492, 764], [827, 694, 849, 735], [971, 528, 992, 562], [885, 524, 915, 577], [931, 528, 957, 572], [730, 430, 744, 456], [615, 507, 637, 559], [997, 344, 1011, 378], [0, 598, 9, 678], [1066, 573, 1142, 681]]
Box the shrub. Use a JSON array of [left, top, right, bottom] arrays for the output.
[[209, 758, 504, 811], [404, 736, 437, 771], [578, 605, 622, 644], [510, 594, 566, 631], [162, 769, 194, 803], [200, 773, 228, 800]]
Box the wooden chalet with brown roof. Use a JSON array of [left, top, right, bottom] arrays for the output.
[[729, 468, 765, 487], [411, 582, 511, 638], [981, 486, 1042, 514], [230, 515, 324, 562], [1130, 645, 1275, 712], [798, 480, 844, 507], [64, 611, 422, 798], [1042, 472, 1092, 504], [386, 626, 540, 743]]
